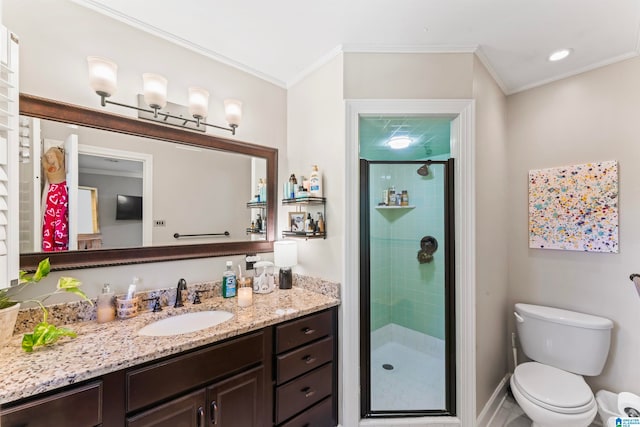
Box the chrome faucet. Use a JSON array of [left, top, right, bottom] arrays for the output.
[[174, 278, 187, 308]]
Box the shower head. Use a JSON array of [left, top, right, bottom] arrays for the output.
[[417, 162, 430, 176]]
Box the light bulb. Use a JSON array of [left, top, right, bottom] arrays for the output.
[[224, 99, 242, 127], [87, 56, 118, 97], [188, 87, 209, 119], [142, 73, 168, 109]]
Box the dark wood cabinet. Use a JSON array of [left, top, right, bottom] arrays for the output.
[[0, 381, 103, 427], [208, 366, 264, 427], [127, 389, 206, 427], [0, 307, 337, 427], [274, 308, 338, 426]]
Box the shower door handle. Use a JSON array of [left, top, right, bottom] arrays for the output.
[[514, 312, 524, 323]]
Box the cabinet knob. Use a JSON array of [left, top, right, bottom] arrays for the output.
[[301, 386, 315, 398], [302, 355, 316, 364], [302, 327, 315, 335]]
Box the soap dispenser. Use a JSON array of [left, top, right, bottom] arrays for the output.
[[96, 283, 115, 323]]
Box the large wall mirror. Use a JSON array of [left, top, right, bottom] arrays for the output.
[[19, 94, 277, 271]]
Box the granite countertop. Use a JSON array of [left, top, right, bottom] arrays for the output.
[[0, 286, 339, 405]]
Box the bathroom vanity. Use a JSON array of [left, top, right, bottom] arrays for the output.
[[0, 289, 339, 427]]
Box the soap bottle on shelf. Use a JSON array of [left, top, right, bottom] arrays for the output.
[[256, 214, 263, 231], [222, 261, 237, 298], [288, 174, 298, 199], [309, 165, 323, 197], [401, 190, 409, 206]]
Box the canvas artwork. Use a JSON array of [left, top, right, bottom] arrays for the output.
[[528, 160, 618, 253]]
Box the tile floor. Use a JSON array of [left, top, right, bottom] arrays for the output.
[[492, 393, 601, 427]]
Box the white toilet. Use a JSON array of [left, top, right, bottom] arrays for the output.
[[511, 303, 614, 427]]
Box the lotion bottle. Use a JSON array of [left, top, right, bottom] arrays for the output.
[[309, 165, 323, 197]]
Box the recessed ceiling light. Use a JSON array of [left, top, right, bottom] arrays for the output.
[[548, 48, 572, 62], [387, 136, 412, 150]]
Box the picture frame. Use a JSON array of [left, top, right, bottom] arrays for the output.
[[288, 211, 306, 232]]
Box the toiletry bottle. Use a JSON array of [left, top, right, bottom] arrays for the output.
[[259, 179, 267, 202], [127, 277, 140, 300], [389, 186, 396, 206], [222, 261, 237, 298], [96, 283, 115, 323], [317, 213, 325, 234], [401, 190, 409, 206], [309, 165, 323, 197], [288, 174, 297, 199], [256, 214, 263, 231], [304, 213, 312, 232]]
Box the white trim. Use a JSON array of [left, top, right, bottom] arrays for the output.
[[78, 167, 143, 179], [508, 50, 640, 94], [344, 99, 475, 427], [78, 144, 153, 246], [287, 45, 344, 89], [476, 374, 511, 427], [70, 0, 287, 88], [342, 44, 478, 54], [473, 47, 509, 95]]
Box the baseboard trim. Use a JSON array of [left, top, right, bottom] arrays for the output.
[[476, 374, 511, 427]]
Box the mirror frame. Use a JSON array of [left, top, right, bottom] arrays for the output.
[[19, 93, 277, 271]]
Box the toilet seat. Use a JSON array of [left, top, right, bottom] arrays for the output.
[[513, 362, 596, 414]]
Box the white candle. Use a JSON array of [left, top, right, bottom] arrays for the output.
[[238, 287, 253, 307]]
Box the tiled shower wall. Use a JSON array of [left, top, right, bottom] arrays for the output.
[[369, 163, 446, 339]]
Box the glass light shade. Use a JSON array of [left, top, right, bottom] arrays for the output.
[[142, 73, 168, 109], [87, 56, 118, 97], [224, 99, 242, 126], [188, 87, 209, 119], [274, 241, 297, 267], [387, 136, 412, 150]]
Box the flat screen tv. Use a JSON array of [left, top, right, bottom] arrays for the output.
[[116, 194, 143, 220]]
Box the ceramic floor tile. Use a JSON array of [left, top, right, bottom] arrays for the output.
[[492, 394, 601, 427]]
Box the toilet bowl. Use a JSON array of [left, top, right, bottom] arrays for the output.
[[511, 362, 598, 427]]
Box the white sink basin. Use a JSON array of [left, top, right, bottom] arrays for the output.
[[138, 310, 234, 336]]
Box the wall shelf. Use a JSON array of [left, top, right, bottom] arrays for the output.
[[246, 201, 266, 236], [281, 197, 326, 239], [375, 205, 415, 210]]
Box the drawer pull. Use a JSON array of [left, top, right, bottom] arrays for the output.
[[302, 327, 316, 335], [301, 386, 316, 398], [211, 400, 218, 424], [303, 355, 316, 364], [197, 406, 205, 427]]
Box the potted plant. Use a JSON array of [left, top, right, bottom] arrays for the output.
[[0, 258, 92, 352]]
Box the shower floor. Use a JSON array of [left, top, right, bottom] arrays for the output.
[[370, 325, 445, 411]]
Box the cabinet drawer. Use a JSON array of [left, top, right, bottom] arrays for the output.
[[275, 310, 333, 353], [127, 330, 264, 412], [277, 336, 333, 384], [275, 363, 332, 424], [0, 381, 102, 427], [279, 397, 333, 427]]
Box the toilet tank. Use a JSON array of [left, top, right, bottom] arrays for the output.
[[514, 303, 613, 376]]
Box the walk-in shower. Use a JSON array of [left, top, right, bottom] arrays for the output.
[[359, 116, 456, 418]]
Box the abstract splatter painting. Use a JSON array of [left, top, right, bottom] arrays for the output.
[[528, 161, 618, 253]]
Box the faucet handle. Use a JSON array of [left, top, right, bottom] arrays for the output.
[[193, 289, 206, 305], [144, 295, 162, 312]]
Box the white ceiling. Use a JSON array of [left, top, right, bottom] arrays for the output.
[[73, 0, 640, 94]]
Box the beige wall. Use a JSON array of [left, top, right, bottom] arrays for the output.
[[507, 57, 640, 394], [472, 57, 509, 413], [286, 55, 344, 283], [344, 52, 474, 99], [4, 0, 286, 299]]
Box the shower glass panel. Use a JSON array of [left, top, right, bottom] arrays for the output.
[[360, 159, 455, 417]]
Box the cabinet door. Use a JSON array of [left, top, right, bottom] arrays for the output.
[[207, 366, 264, 427], [127, 389, 206, 427]]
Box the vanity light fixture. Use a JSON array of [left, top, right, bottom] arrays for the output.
[[87, 56, 242, 135], [548, 48, 572, 62], [387, 136, 412, 150]]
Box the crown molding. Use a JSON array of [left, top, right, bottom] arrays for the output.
[[71, 0, 287, 88], [473, 47, 509, 95]]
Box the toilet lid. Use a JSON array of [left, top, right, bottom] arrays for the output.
[[514, 362, 595, 414]]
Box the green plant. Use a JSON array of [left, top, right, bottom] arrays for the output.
[[0, 258, 92, 352]]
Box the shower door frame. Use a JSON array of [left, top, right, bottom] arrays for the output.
[[359, 158, 456, 418]]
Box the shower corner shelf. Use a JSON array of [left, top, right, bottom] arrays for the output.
[[281, 196, 326, 240], [375, 205, 416, 210]]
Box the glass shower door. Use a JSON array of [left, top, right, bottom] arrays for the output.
[[360, 159, 455, 417]]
